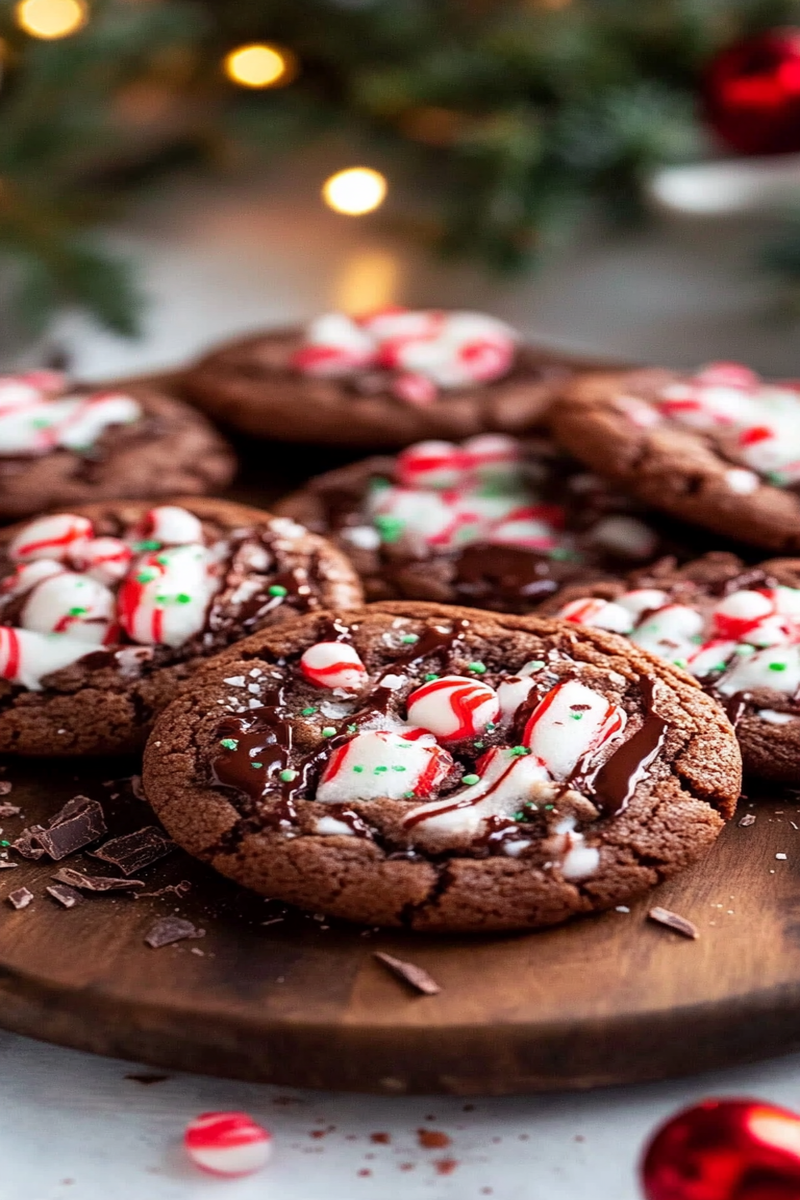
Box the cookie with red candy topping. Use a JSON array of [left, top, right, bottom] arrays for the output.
[[275, 433, 703, 614], [179, 309, 608, 448], [142, 601, 740, 932], [542, 551, 800, 783], [0, 370, 235, 518], [552, 362, 800, 553], [0, 497, 362, 755]]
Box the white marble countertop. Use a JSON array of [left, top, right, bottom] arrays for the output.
[[4, 154, 800, 1199]]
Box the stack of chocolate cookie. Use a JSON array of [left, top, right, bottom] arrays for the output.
[[3, 312, 797, 933]]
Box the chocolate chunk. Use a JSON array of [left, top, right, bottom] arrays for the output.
[[648, 906, 699, 940], [373, 951, 441, 995], [90, 826, 174, 876], [0, 804, 21, 817], [33, 796, 107, 861], [52, 867, 144, 892], [46, 884, 83, 909], [7, 887, 33, 910], [144, 916, 205, 948], [12, 827, 46, 859]]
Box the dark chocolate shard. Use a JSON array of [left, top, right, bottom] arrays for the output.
[[90, 826, 174, 876], [46, 884, 83, 909], [136, 880, 191, 900], [12, 826, 46, 859], [7, 887, 33, 910], [33, 796, 107, 861], [373, 951, 441, 995], [144, 916, 205, 949], [52, 867, 144, 892], [0, 804, 21, 817], [648, 906, 699, 940]]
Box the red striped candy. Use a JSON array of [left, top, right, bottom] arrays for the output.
[[184, 1111, 272, 1177]]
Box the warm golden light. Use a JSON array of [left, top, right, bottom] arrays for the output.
[[223, 43, 295, 89], [15, 0, 87, 39], [322, 168, 388, 216]]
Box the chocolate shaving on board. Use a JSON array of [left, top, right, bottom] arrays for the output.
[[136, 880, 191, 900], [739, 813, 757, 827], [373, 951, 441, 995], [7, 887, 33, 910], [46, 884, 83, 909], [144, 917, 205, 949], [0, 781, 13, 795], [648, 906, 699, 940], [52, 867, 144, 892], [90, 826, 174, 876], [0, 862, 17, 870], [0, 804, 21, 817]]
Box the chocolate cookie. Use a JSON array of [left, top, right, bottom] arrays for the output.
[[180, 310, 599, 448], [552, 361, 800, 553], [544, 552, 800, 782], [0, 497, 362, 756], [142, 601, 740, 932], [0, 369, 235, 519], [275, 433, 703, 613]]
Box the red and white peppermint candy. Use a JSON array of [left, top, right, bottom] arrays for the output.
[[300, 641, 368, 690], [316, 728, 453, 803], [8, 514, 93, 563], [406, 674, 499, 742], [117, 544, 218, 647], [496, 674, 538, 721], [403, 746, 549, 847], [0, 626, 95, 690], [1, 559, 64, 597], [20, 570, 115, 643], [461, 434, 522, 482], [290, 313, 375, 377], [558, 596, 636, 635], [391, 373, 438, 407], [522, 679, 627, 779], [395, 440, 466, 490], [184, 1111, 272, 1178], [488, 507, 561, 550], [0, 385, 140, 456], [133, 505, 203, 547], [67, 537, 132, 584]]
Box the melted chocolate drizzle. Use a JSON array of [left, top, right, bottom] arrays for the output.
[[578, 676, 668, 816]]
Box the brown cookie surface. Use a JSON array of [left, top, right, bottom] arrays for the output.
[[275, 433, 707, 614], [0, 372, 235, 519], [552, 364, 800, 553], [0, 497, 363, 756], [542, 551, 800, 782], [180, 321, 601, 448], [143, 601, 740, 932]]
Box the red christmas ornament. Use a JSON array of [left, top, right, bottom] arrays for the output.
[[704, 30, 800, 155], [641, 1098, 800, 1200]]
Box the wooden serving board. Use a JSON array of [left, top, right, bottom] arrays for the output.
[[0, 438, 798, 1095]]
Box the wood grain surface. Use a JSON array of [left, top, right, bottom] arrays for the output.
[[0, 435, 796, 1096]]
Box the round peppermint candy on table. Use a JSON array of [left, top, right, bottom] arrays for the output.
[[0, 497, 363, 757], [0, 372, 234, 519], [143, 600, 740, 933], [184, 1111, 272, 1177], [553, 362, 800, 554], [545, 550, 800, 783], [275, 434, 706, 616], [179, 309, 608, 448]]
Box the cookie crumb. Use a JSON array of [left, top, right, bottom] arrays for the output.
[[648, 906, 699, 939]]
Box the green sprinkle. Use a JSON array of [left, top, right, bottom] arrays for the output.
[[0, 839, 9, 847], [321, 727, 336, 738], [691, 635, 704, 645], [525, 661, 545, 672], [401, 634, 418, 644], [404, 790, 416, 799], [392, 765, 406, 772], [347, 724, 358, 733], [424, 673, 439, 682], [269, 585, 288, 597], [156, 554, 170, 565], [770, 661, 788, 671], [31, 417, 51, 429], [176, 593, 191, 604], [510, 746, 531, 757], [353, 765, 364, 773], [220, 738, 238, 750], [462, 773, 480, 786], [474, 740, 485, 749], [301, 707, 317, 716], [68, 606, 87, 617], [136, 569, 157, 584], [374, 514, 405, 543], [374, 765, 388, 773], [251, 761, 263, 769], [570, 712, 584, 721], [549, 547, 571, 561], [735, 644, 755, 655], [673, 658, 688, 670], [768, 471, 787, 486], [134, 539, 160, 552], [468, 662, 487, 674], [544, 803, 555, 810], [513, 810, 525, 822], [712, 663, 727, 673], [279, 769, 297, 782], [486, 722, 497, 732]]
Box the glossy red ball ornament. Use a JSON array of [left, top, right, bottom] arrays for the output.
[[704, 30, 800, 155], [641, 1098, 800, 1200]]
